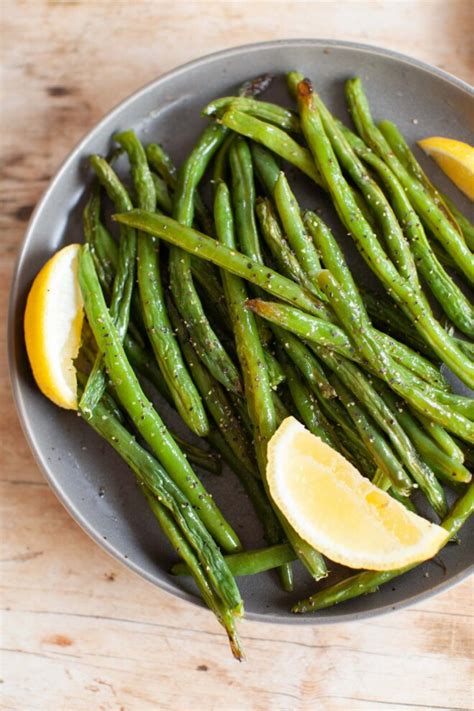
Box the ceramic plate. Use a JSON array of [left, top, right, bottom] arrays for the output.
[[8, 39, 474, 623]]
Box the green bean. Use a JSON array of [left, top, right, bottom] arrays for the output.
[[246, 193, 448, 389], [170, 122, 242, 393], [317, 269, 474, 443], [273, 172, 323, 290], [256, 197, 313, 291], [271, 325, 335, 399], [151, 172, 173, 214], [379, 386, 471, 485], [278, 353, 342, 451], [80, 157, 137, 415], [293, 482, 474, 613], [172, 543, 296, 577], [170, 280, 280, 556], [248, 297, 474, 419], [220, 109, 324, 186], [303, 210, 449, 391], [174, 436, 222, 475], [422, 384, 474, 420], [146, 143, 178, 188], [412, 412, 465, 463], [303, 209, 364, 311], [113, 209, 329, 317], [377, 119, 464, 236], [329, 374, 412, 495], [440, 193, 474, 251], [167, 296, 258, 479], [455, 337, 474, 363], [229, 137, 262, 262], [228, 142, 286, 392], [371, 468, 392, 491], [321, 350, 426, 493], [325, 351, 448, 508], [83, 394, 242, 616], [122, 332, 170, 397], [78, 244, 241, 552], [284, 348, 378, 475], [122, 338, 219, 474], [190, 257, 230, 327], [115, 129, 209, 437], [215, 180, 324, 584], [204, 96, 300, 133], [122, 330, 233, 476], [251, 142, 281, 194], [339, 122, 474, 337], [246, 300, 353, 356], [212, 133, 235, 184], [95, 333, 220, 474], [147, 494, 244, 660], [112, 212, 465, 401], [247, 299, 450, 396], [310, 403, 372, 462], [146, 142, 212, 231], [314, 95, 417, 283], [430, 239, 466, 276], [83, 185, 114, 291], [215, 180, 276, 443], [214, 180, 290, 577], [310, 384, 378, 478], [264, 349, 286, 389], [240, 92, 378, 234], [346, 78, 474, 284], [325, 348, 432, 490], [360, 288, 437, 360], [286, 70, 303, 99], [84, 205, 148, 348], [296, 79, 474, 385]]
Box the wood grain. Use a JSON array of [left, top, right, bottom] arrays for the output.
[[2, 1, 473, 709]]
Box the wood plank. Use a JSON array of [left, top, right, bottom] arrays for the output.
[[2, 1, 473, 708]]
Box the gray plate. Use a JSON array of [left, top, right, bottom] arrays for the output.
[[8, 39, 474, 624]]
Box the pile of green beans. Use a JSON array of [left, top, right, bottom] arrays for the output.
[[69, 71, 473, 658]]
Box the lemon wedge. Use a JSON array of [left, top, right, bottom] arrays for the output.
[[24, 243, 84, 410], [418, 136, 474, 201], [267, 417, 447, 570]]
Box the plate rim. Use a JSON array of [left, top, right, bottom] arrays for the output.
[[8, 38, 474, 625]]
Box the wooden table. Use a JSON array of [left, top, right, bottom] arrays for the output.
[[2, 2, 473, 708]]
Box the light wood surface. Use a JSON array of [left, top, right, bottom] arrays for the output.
[[2, 2, 473, 709]]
